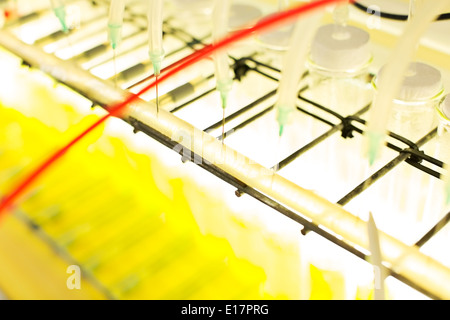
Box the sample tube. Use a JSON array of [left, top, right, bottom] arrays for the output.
[[303, 22, 373, 201], [371, 62, 444, 243], [436, 95, 450, 206], [306, 24, 372, 117], [419, 95, 450, 268], [375, 62, 443, 143], [423, 95, 450, 227]]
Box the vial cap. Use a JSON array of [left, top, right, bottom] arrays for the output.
[[228, 4, 262, 30], [376, 62, 443, 102], [257, 24, 294, 51], [310, 24, 371, 72]]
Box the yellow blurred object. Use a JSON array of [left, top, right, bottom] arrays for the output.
[[0, 214, 106, 300], [309, 264, 346, 300], [0, 70, 282, 299]]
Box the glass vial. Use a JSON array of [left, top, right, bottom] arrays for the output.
[[423, 95, 450, 227], [371, 62, 444, 243], [300, 23, 373, 202], [375, 62, 444, 143], [306, 24, 373, 118], [419, 95, 450, 268]]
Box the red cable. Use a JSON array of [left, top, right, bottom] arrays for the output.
[[0, 0, 350, 215]]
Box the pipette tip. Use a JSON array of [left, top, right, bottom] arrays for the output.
[[217, 79, 232, 107], [108, 23, 122, 50], [220, 92, 228, 110], [276, 106, 290, 137], [154, 64, 162, 77], [54, 6, 69, 33], [367, 131, 384, 166], [149, 51, 165, 77], [278, 125, 284, 137]]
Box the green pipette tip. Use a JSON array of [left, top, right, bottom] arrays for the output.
[[153, 61, 162, 76], [54, 6, 68, 33], [367, 131, 384, 166], [220, 92, 228, 110], [217, 78, 233, 109], [108, 23, 122, 50], [278, 124, 284, 137], [149, 50, 165, 76], [277, 106, 291, 137]]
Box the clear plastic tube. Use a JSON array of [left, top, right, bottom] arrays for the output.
[[148, 0, 165, 76], [108, 0, 125, 50], [276, 3, 323, 136], [408, 0, 424, 21], [212, 0, 232, 109], [109, 0, 125, 26], [332, 0, 349, 26], [364, 0, 450, 166]]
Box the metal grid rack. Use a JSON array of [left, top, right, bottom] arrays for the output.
[[1, 0, 449, 299]]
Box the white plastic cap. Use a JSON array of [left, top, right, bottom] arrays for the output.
[[228, 4, 262, 30], [310, 24, 371, 72], [443, 95, 450, 119], [257, 24, 294, 51], [376, 62, 443, 102]]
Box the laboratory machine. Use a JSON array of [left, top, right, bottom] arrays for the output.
[[0, 0, 449, 300]]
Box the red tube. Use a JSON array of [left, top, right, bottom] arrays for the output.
[[0, 0, 351, 215]]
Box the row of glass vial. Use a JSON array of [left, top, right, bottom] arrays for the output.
[[297, 20, 449, 254], [166, 1, 450, 267]]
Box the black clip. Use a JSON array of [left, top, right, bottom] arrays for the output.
[[341, 118, 356, 139], [233, 58, 251, 82]]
